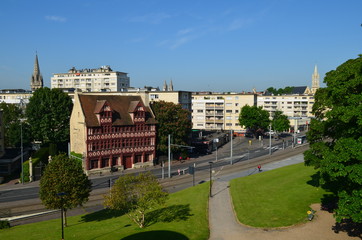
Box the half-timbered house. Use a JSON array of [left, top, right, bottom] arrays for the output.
[[70, 93, 157, 173]]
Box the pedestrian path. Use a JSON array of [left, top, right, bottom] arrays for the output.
[[208, 154, 304, 240]]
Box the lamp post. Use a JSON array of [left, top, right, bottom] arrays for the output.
[[168, 134, 171, 178], [19, 99, 25, 184], [269, 123, 272, 155], [20, 119, 24, 184], [209, 161, 213, 197], [57, 192, 67, 240], [230, 130, 233, 165]]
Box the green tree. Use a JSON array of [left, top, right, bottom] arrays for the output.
[[304, 55, 362, 223], [39, 154, 91, 226], [271, 110, 290, 133], [26, 87, 73, 150], [0, 102, 31, 147], [104, 172, 168, 228], [266, 86, 293, 95], [151, 101, 192, 155], [238, 105, 270, 138]]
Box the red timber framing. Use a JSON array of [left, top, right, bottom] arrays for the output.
[[85, 99, 156, 170]]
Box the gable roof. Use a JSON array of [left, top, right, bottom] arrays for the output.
[[291, 86, 307, 94], [78, 94, 156, 127]]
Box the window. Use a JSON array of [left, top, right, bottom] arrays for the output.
[[197, 109, 203, 113], [226, 103, 232, 106], [197, 124, 204, 126], [226, 116, 232, 120], [150, 94, 159, 100], [235, 103, 239, 106], [226, 110, 232, 113], [226, 123, 232, 126]]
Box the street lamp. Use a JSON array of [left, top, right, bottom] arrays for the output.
[[19, 99, 25, 184], [209, 161, 213, 197], [269, 123, 272, 155], [230, 130, 233, 165], [57, 192, 67, 240]]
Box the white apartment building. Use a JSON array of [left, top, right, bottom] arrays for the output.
[[257, 66, 320, 129], [51, 65, 130, 92], [192, 92, 257, 133], [257, 93, 315, 128], [0, 89, 31, 105]]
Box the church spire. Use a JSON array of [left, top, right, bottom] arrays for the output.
[[31, 53, 43, 91], [163, 80, 168, 91], [311, 65, 320, 93], [168, 79, 173, 91]]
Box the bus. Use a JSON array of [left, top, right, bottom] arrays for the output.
[[297, 135, 307, 144]]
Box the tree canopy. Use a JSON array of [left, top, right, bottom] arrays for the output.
[[271, 110, 290, 133], [104, 172, 168, 228], [238, 105, 270, 138], [26, 87, 73, 148], [39, 154, 91, 225], [0, 102, 31, 147], [266, 86, 293, 95], [151, 101, 192, 155], [304, 55, 362, 223]]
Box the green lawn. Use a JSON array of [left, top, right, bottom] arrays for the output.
[[0, 182, 209, 240], [230, 163, 328, 228]]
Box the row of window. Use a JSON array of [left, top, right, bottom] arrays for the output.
[[195, 109, 239, 113], [88, 125, 155, 135], [88, 138, 155, 151]]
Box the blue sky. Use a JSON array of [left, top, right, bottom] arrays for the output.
[[0, 0, 361, 92]]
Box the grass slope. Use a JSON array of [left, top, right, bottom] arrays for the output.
[[230, 163, 327, 228], [0, 182, 209, 240]]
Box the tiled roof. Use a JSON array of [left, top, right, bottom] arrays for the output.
[[291, 86, 307, 94], [78, 95, 157, 127]]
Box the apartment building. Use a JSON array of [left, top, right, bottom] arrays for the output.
[[0, 89, 31, 105], [257, 66, 320, 129], [147, 91, 192, 112], [51, 65, 130, 92], [257, 93, 315, 128], [192, 92, 257, 133]]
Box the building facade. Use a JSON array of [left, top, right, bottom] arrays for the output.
[[0, 89, 32, 105], [51, 65, 130, 92], [147, 91, 192, 112], [192, 92, 257, 133], [70, 93, 157, 173]]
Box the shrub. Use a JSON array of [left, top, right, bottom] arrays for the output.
[[0, 220, 10, 229]]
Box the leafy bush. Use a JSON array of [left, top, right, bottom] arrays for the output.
[[0, 220, 10, 229]]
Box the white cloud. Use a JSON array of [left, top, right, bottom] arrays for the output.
[[170, 36, 192, 49], [129, 13, 171, 24], [45, 15, 67, 23], [177, 28, 193, 36], [227, 18, 253, 31]]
